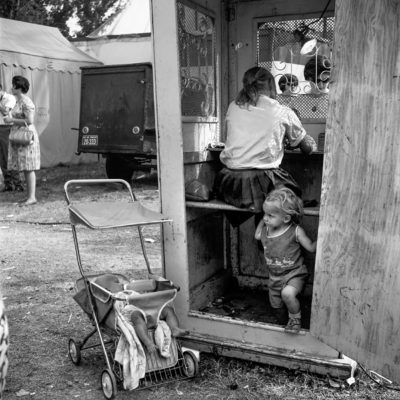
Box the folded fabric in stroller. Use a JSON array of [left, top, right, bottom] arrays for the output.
[[64, 179, 199, 399]]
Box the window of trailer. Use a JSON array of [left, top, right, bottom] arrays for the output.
[[177, 1, 217, 119], [256, 16, 334, 121]]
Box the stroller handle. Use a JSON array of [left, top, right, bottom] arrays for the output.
[[64, 179, 136, 204]]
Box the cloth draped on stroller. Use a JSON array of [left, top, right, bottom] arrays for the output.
[[74, 273, 179, 390]]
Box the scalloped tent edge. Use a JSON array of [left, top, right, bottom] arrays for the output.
[[0, 18, 101, 73]]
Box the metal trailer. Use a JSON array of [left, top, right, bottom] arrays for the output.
[[148, 0, 400, 385], [77, 63, 157, 181]]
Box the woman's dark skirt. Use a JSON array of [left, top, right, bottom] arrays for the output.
[[214, 167, 301, 214]]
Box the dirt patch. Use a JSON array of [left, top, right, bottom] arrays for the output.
[[1, 161, 399, 399]]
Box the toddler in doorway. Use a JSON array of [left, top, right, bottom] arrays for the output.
[[255, 188, 317, 333]]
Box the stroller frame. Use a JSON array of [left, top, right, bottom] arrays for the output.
[[64, 179, 199, 399]]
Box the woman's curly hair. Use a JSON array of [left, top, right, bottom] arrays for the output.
[[303, 55, 331, 83], [264, 187, 303, 224]]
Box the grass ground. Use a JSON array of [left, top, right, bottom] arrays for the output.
[[0, 161, 399, 399]]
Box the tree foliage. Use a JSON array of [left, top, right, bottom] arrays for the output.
[[0, 0, 127, 38]]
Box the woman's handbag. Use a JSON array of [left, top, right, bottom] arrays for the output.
[[185, 179, 210, 201], [9, 122, 34, 146]]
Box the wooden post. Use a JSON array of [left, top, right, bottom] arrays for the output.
[[311, 0, 400, 382]]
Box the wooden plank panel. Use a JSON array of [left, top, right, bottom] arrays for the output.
[[311, 0, 400, 382]]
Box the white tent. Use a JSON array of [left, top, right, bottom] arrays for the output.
[[73, 0, 152, 65], [0, 18, 102, 167], [88, 0, 151, 37]]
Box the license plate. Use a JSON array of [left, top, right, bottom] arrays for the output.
[[82, 135, 98, 146]]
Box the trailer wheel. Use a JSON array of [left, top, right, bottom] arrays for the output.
[[68, 338, 82, 365], [182, 350, 199, 377], [101, 368, 117, 399], [105, 155, 134, 181]]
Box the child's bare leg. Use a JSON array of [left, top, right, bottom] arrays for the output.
[[281, 285, 301, 333], [160, 306, 189, 337], [281, 285, 300, 314], [130, 311, 156, 354]]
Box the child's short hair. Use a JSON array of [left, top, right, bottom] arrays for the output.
[[278, 73, 299, 92], [264, 187, 303, 224]]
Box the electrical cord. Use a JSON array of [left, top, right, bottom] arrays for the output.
[[306, 0, 332, 29], [293, 0, 332, 41], [357, 363, 400, 392]]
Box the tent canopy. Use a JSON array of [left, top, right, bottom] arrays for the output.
[[87, 0, 151, 38], [0, 17, 100, 72], [73, 0, 152, 65], [0, 18, 102, 167]]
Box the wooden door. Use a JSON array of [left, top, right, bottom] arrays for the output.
[[311, 0, 400, 382]]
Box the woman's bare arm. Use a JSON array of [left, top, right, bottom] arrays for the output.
[[298, 134, 317, 155]]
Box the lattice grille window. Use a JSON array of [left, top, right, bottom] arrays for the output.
[[177, 2, 216, 118], [257, 17, 334, 120]]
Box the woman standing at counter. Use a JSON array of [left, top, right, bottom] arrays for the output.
[[214, 66, 316, 214]]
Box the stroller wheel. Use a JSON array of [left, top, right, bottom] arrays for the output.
[[68, 339, 82, 365], [182, 350, 199, 378], [101, 368, 117, 399]]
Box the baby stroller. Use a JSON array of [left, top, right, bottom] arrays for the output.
[[64, 179, 199, 399]]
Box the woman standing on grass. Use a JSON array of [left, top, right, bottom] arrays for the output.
[[4, 76, 40, 206]]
